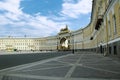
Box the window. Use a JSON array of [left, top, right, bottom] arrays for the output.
[[108, 21, 111, 38], [119, 8, 120, 23], [113, 15, 117, 34]]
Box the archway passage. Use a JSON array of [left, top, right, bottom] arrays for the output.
[[60, 37, 69, 50]]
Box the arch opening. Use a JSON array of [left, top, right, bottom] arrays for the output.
[[60, 37, 68, 50]]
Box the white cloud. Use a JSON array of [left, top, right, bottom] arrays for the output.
[[0, 0, 68, 37], [61, 0, 92, 18], [0, 0, 92, 37], [0, 0, 22, 14]]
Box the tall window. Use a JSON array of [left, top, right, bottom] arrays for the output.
[[108, 21, 111, 38], [113, 15, 117, 34], [119, 8, 120, 23]]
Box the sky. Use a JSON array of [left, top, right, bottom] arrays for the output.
[[0, 0, 92, 37]]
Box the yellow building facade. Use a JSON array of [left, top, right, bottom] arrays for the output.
[[0, 0, 120, 57]]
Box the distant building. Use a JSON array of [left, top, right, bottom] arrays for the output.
[[0, 0, 120, 58]]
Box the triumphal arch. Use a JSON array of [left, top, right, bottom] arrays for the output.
[[57, 25, 71, 51]]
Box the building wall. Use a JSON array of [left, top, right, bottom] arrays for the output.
[[70, 0, 120, 57]]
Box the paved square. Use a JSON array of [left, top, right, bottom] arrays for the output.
[[0, 52, 120, 80]]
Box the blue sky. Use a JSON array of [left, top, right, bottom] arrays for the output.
[[0, 0, 92, 37]]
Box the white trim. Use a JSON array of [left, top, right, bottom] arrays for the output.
[[108, 37, 120, 44], [100, 37, 120, 46], [104, 0, 117, 20], [89, 37, 120, 48]]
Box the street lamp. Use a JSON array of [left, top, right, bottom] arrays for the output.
[[72, 34, 74, 54]]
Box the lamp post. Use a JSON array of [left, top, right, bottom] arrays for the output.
[[57, 37, 58, 51], [57, 37, 60, 51], [72, 34, 74, 54], [82, 29, 84, 50]]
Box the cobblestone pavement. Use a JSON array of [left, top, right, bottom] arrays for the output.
[[0, 52, 120, 80]]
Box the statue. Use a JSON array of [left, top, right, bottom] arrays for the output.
[[60, 25, 68, 31], [59, 25, 70, 35]]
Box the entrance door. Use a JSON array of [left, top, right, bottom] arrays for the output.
[[100, 45, 103, 53], [114, 46, 117, 55]]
